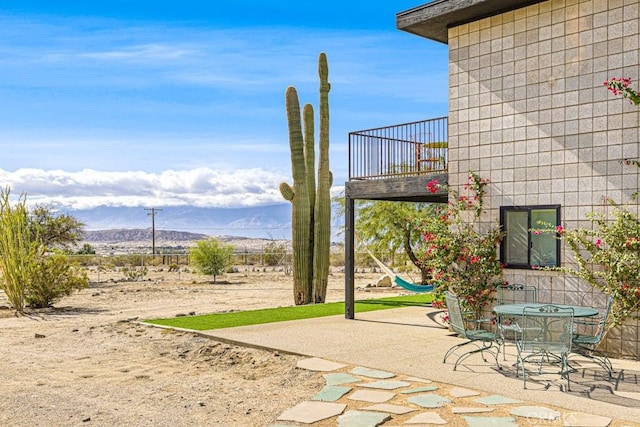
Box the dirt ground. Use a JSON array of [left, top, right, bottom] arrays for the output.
[[0, 266, 406, 426]]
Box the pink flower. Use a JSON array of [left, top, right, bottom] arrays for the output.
[[533, 230, 541, 235], [556, 225, 564, 234], [426, 180, 439, 194], [595, 239, 602, 249]]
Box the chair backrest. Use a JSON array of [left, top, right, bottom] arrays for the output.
[[444, 291, 468, 337], [592, 293, 615, 342], [520, 305, 574, 353], [496, 283, 537, 305]]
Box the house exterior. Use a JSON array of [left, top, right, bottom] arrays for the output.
[[393, 0, 640, 358]]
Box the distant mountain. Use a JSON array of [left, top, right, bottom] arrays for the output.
[[67, 204, 293, 240], [64, 203, 344, 241], [82, 229, 208, 243]]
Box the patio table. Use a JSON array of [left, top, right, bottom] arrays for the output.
[[493, 303, 599, 319], [493, 303, 599, 359]]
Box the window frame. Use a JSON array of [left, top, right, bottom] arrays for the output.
[[499, 205, 561, 270]]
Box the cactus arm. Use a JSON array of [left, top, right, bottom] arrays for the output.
[[279, 182, 294, 201]]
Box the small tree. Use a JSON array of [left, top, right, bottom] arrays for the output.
[[333, 195, 433, 282], [28, 204, 85, 249], [190, 238, 235, 283]]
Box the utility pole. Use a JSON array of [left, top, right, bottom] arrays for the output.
[[145, 208, 162, 255]]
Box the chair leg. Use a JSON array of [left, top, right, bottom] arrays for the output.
[[571, 345, 614, 377], [444, 339, 500, 370]]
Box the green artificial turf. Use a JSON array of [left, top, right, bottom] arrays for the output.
[[145, 293, 434, 331]]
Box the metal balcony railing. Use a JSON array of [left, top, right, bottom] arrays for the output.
[[348, 116, 448, 180]]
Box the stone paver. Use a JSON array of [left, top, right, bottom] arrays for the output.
[[276, 401, 346, 424], [452, 406, 495, 413], [464, 416, 518, 426], [350, 366, 395, 379], [362, 403, 417, 415], [358, 380, 410, 390], [297, 357, 346, 371], [274, 358, 635, 426], [348, 389, 395, 403], [336, 410, 390, 426], [449, 387, 481, 397], [323, 372, 361, 385], [404, 376, 432, 383], [401, 385, 439, 394], [407, 393, 451, 408], [405, 411, 448, 424], [312, 385, 352, 402]]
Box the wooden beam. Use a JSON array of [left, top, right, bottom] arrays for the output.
[[345, 174, 448, 202]]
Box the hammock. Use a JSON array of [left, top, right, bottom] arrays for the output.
[[358, 239, 435, 293]]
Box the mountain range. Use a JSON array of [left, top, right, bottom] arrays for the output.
[[68, 204, 294, 240]]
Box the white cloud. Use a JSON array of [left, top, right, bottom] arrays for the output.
[[0, 167, 292, 210]]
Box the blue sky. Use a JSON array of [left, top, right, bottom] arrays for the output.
[[0, 0, 448, 210]]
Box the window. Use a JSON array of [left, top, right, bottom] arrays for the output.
[[500, 205, 561, 269]]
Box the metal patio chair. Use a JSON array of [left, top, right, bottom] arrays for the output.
[[515, 304, 574, 390], [495, 283, 538, 359], [571, 293, 615, 377], [443, 291, 500, 371]]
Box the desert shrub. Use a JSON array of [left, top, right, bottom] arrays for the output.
[[72, 254, 99, 266], [110, 254, 146, 267], [76, 243, 95, 255], [26, 253, 89, 308], [263, 241, 287, 266], [147, 256, 163, 267], [122, 265, 148, 281], [0, 189, 38, 312], [329, 251, 344, 267]]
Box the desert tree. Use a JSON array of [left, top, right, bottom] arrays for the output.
[[190, 237, 235, 283], [334, 195, 434, 283], [28, 204, 85, 250]]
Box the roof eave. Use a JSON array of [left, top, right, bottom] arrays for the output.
[[396, 0, 546, 44]]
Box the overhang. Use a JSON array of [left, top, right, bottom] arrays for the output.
[[396, 0, 546, 44]]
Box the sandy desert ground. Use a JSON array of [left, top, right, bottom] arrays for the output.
[[0, 266, 405, 426]]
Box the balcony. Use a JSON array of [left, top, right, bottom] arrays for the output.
[[348, 116, 447, 181], [345, 116, 448, 203]]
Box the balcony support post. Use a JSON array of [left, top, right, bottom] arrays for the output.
[[345, 195, 355, 319]]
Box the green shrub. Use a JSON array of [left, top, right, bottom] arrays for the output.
[[26, 253, 89, 308]]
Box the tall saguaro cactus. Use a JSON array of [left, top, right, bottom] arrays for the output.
[[279, 52, 332, 305]]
